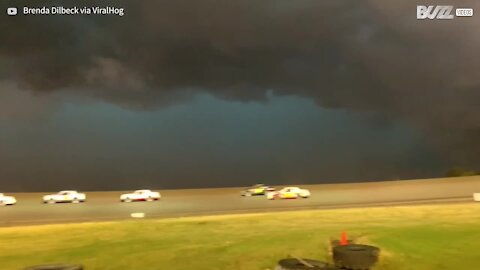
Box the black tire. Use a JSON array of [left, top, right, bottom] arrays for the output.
[[333, 244, 380, 270], [330, 239, 354, 247], [24, 264, 83, 270], [276, 258, 339, 270]]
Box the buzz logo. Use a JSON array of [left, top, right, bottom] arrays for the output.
[[417, 5, 454, 19]]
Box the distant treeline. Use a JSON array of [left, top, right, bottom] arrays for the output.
[[446, 167, 479, 177]]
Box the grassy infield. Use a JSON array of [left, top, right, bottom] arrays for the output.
[[1, 203, 480, 270]]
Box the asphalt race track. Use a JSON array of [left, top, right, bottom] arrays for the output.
[[1, 176, 479, 226]]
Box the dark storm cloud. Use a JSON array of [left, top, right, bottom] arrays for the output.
[[0, 0, 479, 166], [0, 82, 60, 120]]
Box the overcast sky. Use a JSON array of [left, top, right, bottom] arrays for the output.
[[0, 0, 478, 191]]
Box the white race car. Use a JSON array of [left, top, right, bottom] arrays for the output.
[[120, 190, 161, 202], [0, 193, 17, 206], [43, 191, 86, 204], [266, 187, 311, 200]]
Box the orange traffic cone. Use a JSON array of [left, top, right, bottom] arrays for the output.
[[340, 231, 348, 246]]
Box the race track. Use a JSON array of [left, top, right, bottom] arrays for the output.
[[1, 176, 479, 226]]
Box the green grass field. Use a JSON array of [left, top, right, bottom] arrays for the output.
[[1, 203, 480, 270]]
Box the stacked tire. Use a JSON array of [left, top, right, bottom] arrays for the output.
[[332, 244, 380, 270], [276, 258, 340, 270]]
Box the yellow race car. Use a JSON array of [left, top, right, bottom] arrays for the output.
[[240, 184, 275, 196]]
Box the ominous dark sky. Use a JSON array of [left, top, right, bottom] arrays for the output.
[[0, 0, 479, 191]]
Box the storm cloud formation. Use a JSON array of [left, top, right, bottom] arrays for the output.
[[1, 0, 479, 169]]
